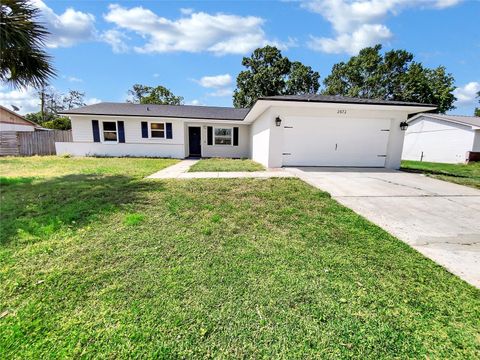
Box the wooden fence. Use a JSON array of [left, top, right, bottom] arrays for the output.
[[0, 131, 20, 156], [0, 130, 72, 156]]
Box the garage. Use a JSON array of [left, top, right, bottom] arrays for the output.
[[282, 116, 391, 167], [246, 94, 436, 169]]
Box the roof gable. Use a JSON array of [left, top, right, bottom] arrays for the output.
[[409, 113, 480, 128]]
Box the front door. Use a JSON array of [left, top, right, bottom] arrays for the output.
[[188, 127, 201, 157]]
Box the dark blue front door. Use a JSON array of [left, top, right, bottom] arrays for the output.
[[188, 127, 201, 157]]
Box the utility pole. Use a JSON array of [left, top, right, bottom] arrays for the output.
[[40, 87, 45, 122]]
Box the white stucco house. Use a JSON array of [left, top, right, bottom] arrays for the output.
[[402, 113, 480, 163], [56, 95, 435, 169]]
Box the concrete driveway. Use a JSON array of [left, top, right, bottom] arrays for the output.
[[287, 167, 480, 288]]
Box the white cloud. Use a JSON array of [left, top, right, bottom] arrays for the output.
[[103, 4, 287, 55], [309, 24, 392, 55], [63, 75, 83, 83], [180, 8, 194, 15], [33, 0, 96, 48], [302, 0, 462, 54], [100, 29, 129, 53], [434, 0, 462, 9], [197, 74, 232, 88], [187, 99, 201, 105], [453, 82, 480, 105], [208, 88, 233, 97], [0, 86, 40, 115], [85, 97, 102, 105], [196, 74, 233, 97]]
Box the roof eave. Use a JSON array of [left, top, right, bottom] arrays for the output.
[[258, 96, 437, 109], [244, 99, 436, 123], [60, 112, 246, 122], [408, 113, 480, 129]]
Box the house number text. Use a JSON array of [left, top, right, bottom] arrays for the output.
[[337, 109, 347, 114]]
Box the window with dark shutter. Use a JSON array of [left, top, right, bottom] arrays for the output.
[[102, 121, 117, 142], [166, 123, 173, 139], [92, 120, 100, 142], [233, 127, 239, 146], [150, 123, 165, 138], [141, 121, 148, 138], [207, 126, 213, 145], [118, 121, 125, 143]]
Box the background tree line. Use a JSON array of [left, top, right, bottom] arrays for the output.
[[1, 0, 475, 131], [232, 45, 457, 113], [125, 44, 459, 114]]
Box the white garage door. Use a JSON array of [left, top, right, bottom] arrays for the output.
[[282, 117, 391, 167]]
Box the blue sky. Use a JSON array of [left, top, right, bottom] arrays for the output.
[[1, 0, 479, 115]]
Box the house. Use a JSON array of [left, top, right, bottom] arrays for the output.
[[56, 95, 435, 169], [0, 105, 40, 132], [402, 113, 480, 163]]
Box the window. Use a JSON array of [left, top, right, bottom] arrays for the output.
[[102, 121, 117, 142], [214, 127, 232, 145], [150, 122, 165, 138]]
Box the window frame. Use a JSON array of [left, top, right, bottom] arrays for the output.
[[101, 120, 118, 143], [148, 121, 166, 139], [213, 126, 233, 146]]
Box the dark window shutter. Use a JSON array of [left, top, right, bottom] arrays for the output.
[[207, 126, 213, 145], [166, 122, 173, 139], [233, 127, 239, 146], [141, 121, 148, 138], [118, 121, 125, 143], [92, 120, 100, 142]]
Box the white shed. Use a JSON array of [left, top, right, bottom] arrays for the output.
[[402, 114, 480, 163]]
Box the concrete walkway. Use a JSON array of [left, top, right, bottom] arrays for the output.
[[287, 167, 480, 288], [147, 159, 293, 179]]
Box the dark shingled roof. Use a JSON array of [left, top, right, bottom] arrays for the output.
[[260, 94, 436, 108], [61, 102, 250, 121], [411, 113, 480, 128], [62, 96, 436, 121]]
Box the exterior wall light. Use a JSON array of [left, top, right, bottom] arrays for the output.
[[275, 117, 282, 127], [400, 121, 409, 131]]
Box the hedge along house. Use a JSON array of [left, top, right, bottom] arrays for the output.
[[56, 95, 435, 169]]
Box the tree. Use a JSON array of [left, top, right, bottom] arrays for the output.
[[286, 62, 321, 95], [233, 46, 320, 108], [63, 90, 86, 109], [322, 44, 456, 113], [25, 88, 86, 130], [127, 84, 153, 104], [41, 116, 71, 130], [475, 91, 480, 117], [0, 0, 55, 88], [127, 84, 183, 105]]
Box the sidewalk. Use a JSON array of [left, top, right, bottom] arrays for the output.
[[147, 159, 293, 179]]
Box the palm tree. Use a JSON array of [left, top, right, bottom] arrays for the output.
[[0, 0, 55, 88]]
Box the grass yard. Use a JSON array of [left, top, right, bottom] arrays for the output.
[[189, 158, 265, 172], [401, 160, 480, 189], [1, 157, 479, 358]]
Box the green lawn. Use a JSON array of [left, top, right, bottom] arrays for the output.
[[401, 160, 480, 189], [1, 157, 479, 358], [189, 158, 265, 172]]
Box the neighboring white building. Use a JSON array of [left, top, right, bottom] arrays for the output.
[[402, 113, 480, 164], [56, 95, 435, 169], [0, 105, 39, 132]]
